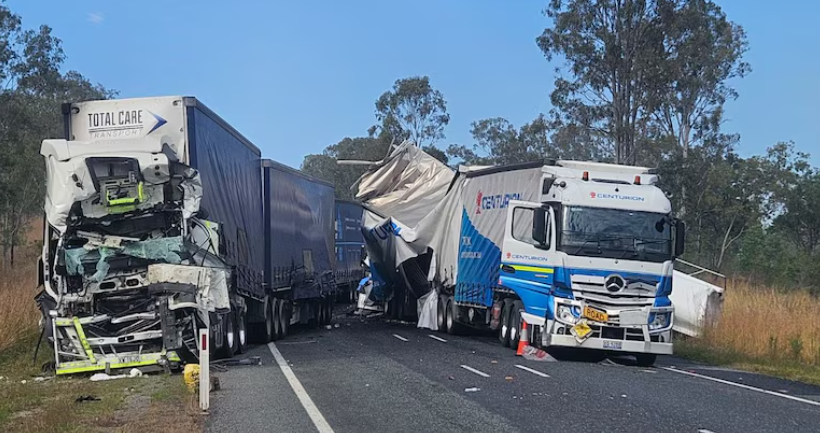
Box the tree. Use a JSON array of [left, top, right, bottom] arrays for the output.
[[537, 0, 749, 165], [537, 0, 666, 164], [0, 3, 115, 265], [447, 114, 602, 166], [302, 137, 390, 200], [653, 0, 750, 158], [368, 76, 450, 147]]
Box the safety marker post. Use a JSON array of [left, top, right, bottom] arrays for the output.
[[199, 328, 209, 411]]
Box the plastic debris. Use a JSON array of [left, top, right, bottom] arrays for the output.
[[184, 364, 200, 393], [621, 394, 628, 398], [491, 360, 498, 364], [448, 376, 455, 381], [464, 387, 481, 392], [213, 356, 262, 367], [325, 325, 333, 330], [521, 346, 557, 362], [75, 395, 100, 403], [20, 380, 27, 384], [89, 368, 143, 382], [505, 376, 514, 381], [334, 323, 340, 328]]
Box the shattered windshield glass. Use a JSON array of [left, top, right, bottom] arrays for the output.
[[559, 206, 672, 263], [64, 236, 185, 282]]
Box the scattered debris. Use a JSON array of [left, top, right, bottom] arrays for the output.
[[213, 356, 262, 367], [325, 325, 333, 330], [75, 395, 100, 403], [505, 376, 515, 381], [598, 358, 620, 366], [464, 387, 481, 392], [491, 360, 498, 364], [334, 323, 340, 328], [90, 368, 143, 382], [20, 380, 27, 384], [521, 346, 557, 362], [621, 394, 628, 398], [33, 377, 53, 383], [365, 384, 370, 387], [448, 376, 455, 381], [642, 369, 657, 374]]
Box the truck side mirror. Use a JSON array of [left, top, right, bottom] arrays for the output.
[[532, 208, 547, 245], [674, 220, 686, 257]]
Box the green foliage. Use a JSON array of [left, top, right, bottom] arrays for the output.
[[369, 76, 450, 147], [304, 76, 451, 198], [0, 1, 116, 264]]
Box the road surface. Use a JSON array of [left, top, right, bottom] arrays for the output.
[[206, 307, 820, 433]]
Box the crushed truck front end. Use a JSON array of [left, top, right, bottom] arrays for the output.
[[37, 121, 229, 376]]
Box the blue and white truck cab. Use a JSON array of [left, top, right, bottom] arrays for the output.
[[499, 160, 686, 365]]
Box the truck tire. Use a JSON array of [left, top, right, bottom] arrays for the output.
[[445, 296, 462, 336], [325, 296, 334, 325], [237, 311, 248, 354], [635, 353, 657, 367], [509, 300, 524, 350], [499, 299, 512, 347], [436, 293, 446, 332], [223, 311, 239, 357], [210, 312, 227, 356], [271, 298, 282, 341], [279, 299, 290, 338], [251, 299, 274, 343], [263, 300, 275, 342]]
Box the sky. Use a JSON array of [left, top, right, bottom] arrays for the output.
[[6, 0, 819, 169]]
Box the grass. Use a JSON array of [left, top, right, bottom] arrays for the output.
[[0, 232, 202, 432], [676, 279, 820, 386]]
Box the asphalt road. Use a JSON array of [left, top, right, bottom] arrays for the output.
[[206, 307, 820, 433]]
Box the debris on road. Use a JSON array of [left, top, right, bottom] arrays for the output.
[[505, 376, 514, 381], [213, 356, 262, 367], [464, 387, 481, 392], [75, 395, 100, 403], [491, 360, 498, 364], [521, 346, 557, 362], [90, 368, 143, 382]]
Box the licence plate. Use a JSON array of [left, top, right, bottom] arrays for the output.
[[583, 305, 608, 323], [603, 341, 623, 350]]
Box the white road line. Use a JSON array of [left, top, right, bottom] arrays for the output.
[[460, 365, 490, 378], [515, 364, 551, 378], [428, 334, 447, 343], [392, 334, 409, 342], [662, 367, 820, 408], [268, 342, 335, 433]]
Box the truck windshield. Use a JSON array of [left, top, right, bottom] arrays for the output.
[[559, 206, 672, 263]]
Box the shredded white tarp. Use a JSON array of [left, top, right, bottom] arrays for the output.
[[416, 291, 438, 331]]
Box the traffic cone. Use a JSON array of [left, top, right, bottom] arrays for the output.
[[516, 319, 529, 356]]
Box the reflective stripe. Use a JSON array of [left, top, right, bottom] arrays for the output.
[[72, 316, 96, 364], [502, 264, 554, 274]]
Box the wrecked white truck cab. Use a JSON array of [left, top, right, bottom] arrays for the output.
[[37, 103, 231, 375]]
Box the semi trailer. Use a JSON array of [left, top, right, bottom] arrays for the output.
[[334, 200, 366, 303], [357, 143, 686, 366], [36, 96, 337, 375]]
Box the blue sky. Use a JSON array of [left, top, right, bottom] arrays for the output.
[[7, 0, 819, 169]]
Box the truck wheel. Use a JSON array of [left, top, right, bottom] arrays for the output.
[[509, 300, 524, 350], [445, 296, 462, 336], [436, 293, 446, 332], [635, 353, 657, 367], [279, 299, 290, 338], [499, 299, 512, 347], [271, 298, 282, 341], [224, 311, 239, 357], [317, 299, 326, 327], [237, 311, 248, 354], [263, 300, 275, 342]]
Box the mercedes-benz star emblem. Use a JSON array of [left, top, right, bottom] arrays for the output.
[[604, 274, 626, 293]]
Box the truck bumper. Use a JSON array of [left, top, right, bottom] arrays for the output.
[[545, 334, 673, 355]]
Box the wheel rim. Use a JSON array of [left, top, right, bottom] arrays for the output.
[[446, 303, 453, 330], [227, 320, 235, 349], [265, 305, 273, 338], [239, 316, 246, 346]]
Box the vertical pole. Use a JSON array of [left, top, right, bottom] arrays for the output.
[[199, 327, 209, 411]]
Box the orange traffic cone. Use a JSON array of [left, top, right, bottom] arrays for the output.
[[516, 319, 529, 356]]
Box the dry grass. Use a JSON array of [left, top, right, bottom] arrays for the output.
[[0, 261, 41, 352], [0, 219, 201, 432], [677, 279, 820, 385]]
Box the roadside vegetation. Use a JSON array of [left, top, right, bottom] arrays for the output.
[[676, 280, 820, 386]]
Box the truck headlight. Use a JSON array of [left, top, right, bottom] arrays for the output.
[[557, 305, 575, 323], [650, 312, 670, 330]]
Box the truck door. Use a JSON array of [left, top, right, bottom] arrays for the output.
[[499, 200, 556, 322]]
